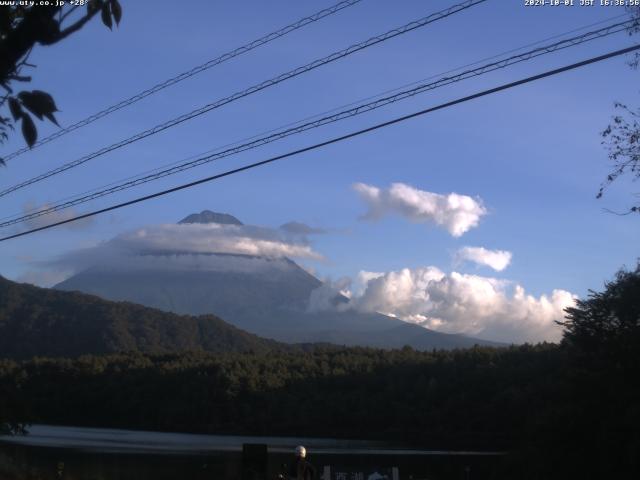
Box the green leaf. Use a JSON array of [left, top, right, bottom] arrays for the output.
[[8, 97, 22, 121], [21, 113, 37, 148], [101, 3, 112, 30], [110, 0, 122, 26]]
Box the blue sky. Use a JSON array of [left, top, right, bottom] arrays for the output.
[[0, 0, 639, 340]]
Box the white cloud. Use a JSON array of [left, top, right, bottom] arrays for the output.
[[347, 267, 576, 343], [44, 221, 324, 279], [354, 270, 384, 295], [110, 223, 323, 260], [353, 182, 487, 237], [352, 267, 446, 319], [455, 246, 512, 272]]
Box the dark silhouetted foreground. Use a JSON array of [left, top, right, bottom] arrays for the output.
[[0, 264, 638, 479]]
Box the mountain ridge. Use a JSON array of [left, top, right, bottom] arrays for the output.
[[178, 210, 243, 226], [0, 275, 280, 359]]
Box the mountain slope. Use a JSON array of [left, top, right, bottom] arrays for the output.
[[0, 276, 280, 359], [55, 253, 499, 350], [55, 255, 322, 328]]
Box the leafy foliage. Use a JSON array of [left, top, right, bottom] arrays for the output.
[[560, 263, 640, 351], [626, 6, 640, 69], [0, 0, 122, 157], [599, 7, 640, 213], [600, 103, 640, 213]]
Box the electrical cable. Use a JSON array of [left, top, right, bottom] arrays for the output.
[[0, 0, 487, 198], [1, 18, 633, 229], [1, 43, 637, 243], [7, 10, 629, 225], [0, 0, 365, 162]]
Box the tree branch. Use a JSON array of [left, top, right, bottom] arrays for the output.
[[7, 75, 31, 82], [59, 5, 80, 24], [52, 4, 103, 44]]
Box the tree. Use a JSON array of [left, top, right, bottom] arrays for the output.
[[0, 0, 122, 162], [598, 7, 640, 213], [559, 263, 640, 354], [551, 265, 640, 478]]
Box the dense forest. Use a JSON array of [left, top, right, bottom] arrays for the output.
[[0, 265, 638, 479], [1, 345, 563, 444]]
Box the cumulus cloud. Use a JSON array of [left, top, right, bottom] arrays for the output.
[[354, 270, 384, 295], [352, 267, 445, 318], [353, 182, 487, 237], [336, 267, 576, 343], [454, 246, 512, 272]]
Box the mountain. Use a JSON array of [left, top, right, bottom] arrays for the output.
[[178, 210, 243, 226], [0, 276, 280, 359], [55, 211, 500, 350]]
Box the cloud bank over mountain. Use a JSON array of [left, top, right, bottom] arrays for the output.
[[45, 221, 323, 276], [353, 182, 487, 237], [18, 205, 576, 344], [313, 267, 576, 343], [110, 223, 322, 259]]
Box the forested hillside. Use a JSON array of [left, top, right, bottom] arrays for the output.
[[0, 276, 280, 358]]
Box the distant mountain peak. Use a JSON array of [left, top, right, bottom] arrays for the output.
[[178, 210, 243, 226]]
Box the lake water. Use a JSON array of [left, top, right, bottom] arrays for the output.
[[0, 425, 505, 480]]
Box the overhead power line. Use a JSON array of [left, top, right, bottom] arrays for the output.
[[1, 0, 365, 163], [1, 18, 634, 229], [0, 0, 487, 198], [6, 12, 628, 226], [1, 44, 637, 243]]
